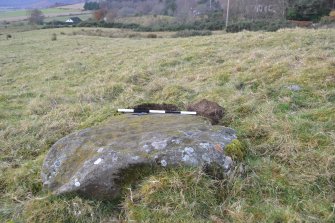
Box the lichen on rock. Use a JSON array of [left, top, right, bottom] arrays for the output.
[[42, 114, 238, 199]]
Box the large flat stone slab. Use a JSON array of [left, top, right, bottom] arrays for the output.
[[42, 114, 237, 199]]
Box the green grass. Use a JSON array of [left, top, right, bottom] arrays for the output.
[[0, 27, 334, 222], [44, 14, 91, 23], [0, 8, 82, 19]]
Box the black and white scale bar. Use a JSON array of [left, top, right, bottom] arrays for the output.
[[118, 109, 196, 115]]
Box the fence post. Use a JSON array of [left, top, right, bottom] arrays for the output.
[[225, 0, 230, 28]]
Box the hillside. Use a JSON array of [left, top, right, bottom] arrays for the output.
[[0, 28, 334, 222], [0, 0, 85, 9]]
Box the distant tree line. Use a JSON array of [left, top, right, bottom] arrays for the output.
[[40, 0, 335, 32], [90, 0, 333, 22], [287, 0, 333, 21], [27, 9, 45, 25], [68, 0, 334, 33], [98, 0, 222, 18], [84, 1, 100, 10]]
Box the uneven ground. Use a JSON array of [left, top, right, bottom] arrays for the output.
[[0, 27, 334, 222]]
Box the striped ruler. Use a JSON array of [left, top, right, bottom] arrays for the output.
[[118, 109, 196, 115]]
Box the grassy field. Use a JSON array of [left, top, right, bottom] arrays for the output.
[[56, 3, 85, 10], [44, 14, 91, 23], [0, 27, 334, 222], [0, 8, 86, 22], [0, 8, 82, 18], [116, 15, 177, 26]]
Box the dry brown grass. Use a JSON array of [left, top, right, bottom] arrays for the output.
[[0, 27, 334, 222]]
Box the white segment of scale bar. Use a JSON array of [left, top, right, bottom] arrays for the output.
[[118, 109, 134, 113], [149, 110, 166, 114], [180, 111, 197, 115]]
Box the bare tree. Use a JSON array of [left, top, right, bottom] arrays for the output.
[[27, 9, 44, 25], [93, 8, 108, 21], [175, 0, 197, 22], [219, 0, 287, 21], [136, 2, 153, 15], [226, 0, 230, 27], [105, 10, 118, 23]]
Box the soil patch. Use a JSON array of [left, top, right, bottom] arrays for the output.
[[187, 99, 225, 124], [133, 103, 179, 111]]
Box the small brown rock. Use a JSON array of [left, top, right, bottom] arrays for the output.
[[187, 99, 225, 124]]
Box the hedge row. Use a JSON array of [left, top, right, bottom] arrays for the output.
[[226, 20, 293, 33]]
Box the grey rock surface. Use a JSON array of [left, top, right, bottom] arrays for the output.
[[42, 114, 237, 199], [288, 85, 301, 91]]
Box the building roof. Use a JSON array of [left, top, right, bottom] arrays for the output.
[[65, 17, 82, 23]]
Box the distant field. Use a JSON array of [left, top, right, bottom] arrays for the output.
[[56, 3, 85, 10], [0, 7, 86, 22], [44, 13, 91, 22], [0, 8, 82, 18], [0, 27, 334, 222]]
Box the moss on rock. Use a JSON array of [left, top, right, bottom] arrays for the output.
[[42, 114, 237, 200], [225, 139, 246, 161]]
